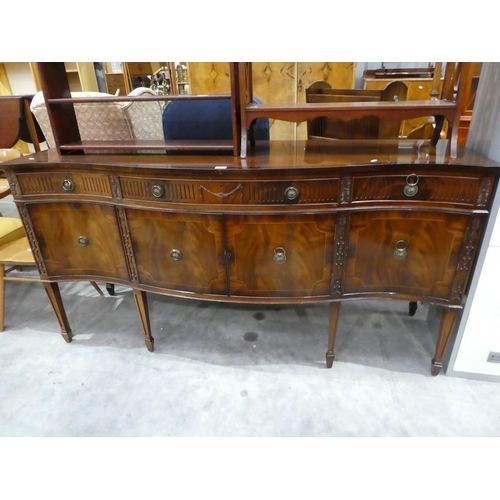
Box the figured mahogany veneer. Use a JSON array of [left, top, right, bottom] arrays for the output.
[[4, 140, 499, 375]]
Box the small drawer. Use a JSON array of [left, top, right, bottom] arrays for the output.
[[350, 173, 492, 208], [16, 172, 112, 198], [119, 177, 340, 205]]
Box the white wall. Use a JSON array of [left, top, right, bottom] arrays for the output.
[[448, 63, 500, 381]]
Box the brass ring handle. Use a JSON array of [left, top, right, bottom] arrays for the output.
[[393, 240, 407, 260], [273, 247, 287, 265], [152, 184, 165, 198], [404, 174, 419, 197], [62, 179, 75, 191], [78, 236, 89, 247], [170, 249, 182, 261], [285, 186, 300, 201]]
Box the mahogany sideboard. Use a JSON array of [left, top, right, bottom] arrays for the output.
[[4, 139, 499, 375]]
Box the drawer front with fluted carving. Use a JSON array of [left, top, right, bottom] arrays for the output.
[[125, 208, 227, 295], [350, 173, 494, 208], [118, 176, 339, 205], [344, 210, 484, 302], [27, 202, 129, 280], [225, 214, 335, 297], [16, 172, 112, 198]]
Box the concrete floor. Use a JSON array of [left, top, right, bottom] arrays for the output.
[[1, 196, 500, 437]]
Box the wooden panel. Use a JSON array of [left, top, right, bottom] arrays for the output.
[[226, 214, 334, 297], [126, 209, 226, 294], [105, 73, 127, 95], [187, 62, 231, 94], [251, 62, 296, 141], [344, 210, 471, 299], [28, 202, 129, 280]]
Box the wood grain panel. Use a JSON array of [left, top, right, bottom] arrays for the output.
[[187, 62, 231, 94], [28, 202, 129, 280], [344, 210, 470, 299], [226, 214, 334, 297], [126, 209, 226, 294]]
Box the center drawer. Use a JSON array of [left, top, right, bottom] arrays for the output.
[[118, 177, 340, 205]]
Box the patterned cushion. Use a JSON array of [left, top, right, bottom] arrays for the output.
[[30, 88, 164, 149]]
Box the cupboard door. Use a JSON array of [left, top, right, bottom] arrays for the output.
[[226, 214, 335, 297], [344, 210, 479, 301], [126, 209, 227, 295], [28, 202, 129, 280]]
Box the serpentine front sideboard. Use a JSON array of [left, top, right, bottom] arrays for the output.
[[4, 139, 499, 375]]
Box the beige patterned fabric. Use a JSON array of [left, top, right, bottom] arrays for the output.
[[30, 88, 164, 150], [123, 87, 164, 141]]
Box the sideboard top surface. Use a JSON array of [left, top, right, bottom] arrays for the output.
[[5, 140, 500, 174]]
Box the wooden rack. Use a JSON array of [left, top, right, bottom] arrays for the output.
[[235, 62, 474, 158], [37, 62, 474, 160]]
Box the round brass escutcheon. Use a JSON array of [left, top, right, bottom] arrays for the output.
[[285, 186, 300, 201], [78, 236, 89, 247], [170, 249, 182, 261], [273, 247, 287, 265], [62, 179, 75, 191], [393, 239, 407, 260], [152, 184, 165, 198], [404, 173, 419, 197]]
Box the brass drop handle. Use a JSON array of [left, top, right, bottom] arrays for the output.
[[273, 247, 287, 265], [285, 186, 300, 201], [62, 179, 75, 191], [78, 236, 89, 247], [170, 249, 182, 261], [152, 184, 165, 198], [404, 174, 419, 197], [393, 240, 407, 260]]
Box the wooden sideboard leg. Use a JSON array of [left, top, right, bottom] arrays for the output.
[[409, 301, 418, 316], [326, 302, 341, 368], [133, 289, 154, 352], [431, 307, 460, 376], [42, 282, 72, 343]]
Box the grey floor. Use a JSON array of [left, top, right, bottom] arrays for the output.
[[1, 196, 500, 437]]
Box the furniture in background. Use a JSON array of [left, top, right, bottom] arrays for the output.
[[305, 80, 408, 140], [187, 62, 357, 141], [162, 96, 269, 142], [237, 62, 474, 158], [0, 94, 44, 153], [30, 87, 164, 149]]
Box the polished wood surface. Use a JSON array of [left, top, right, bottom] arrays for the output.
[[4, 139, 500, 374], [4, 61, 495, 374]]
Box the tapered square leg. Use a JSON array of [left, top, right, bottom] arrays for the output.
[[133, 289, 154, 352], [431, 307, 460, 376], [326, 302, 341, 368], [42, 282, 72, 343]]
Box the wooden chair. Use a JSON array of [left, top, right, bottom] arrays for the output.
[[0, 95, 44, 152], [0, 234, 105, 332]]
